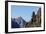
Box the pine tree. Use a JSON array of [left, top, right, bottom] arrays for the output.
[[32, 11, 35, 18], [31, 11, 36, 27], [32, 11, 36, 22]]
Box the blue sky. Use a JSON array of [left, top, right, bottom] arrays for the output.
[[11, 5, 40, 22]]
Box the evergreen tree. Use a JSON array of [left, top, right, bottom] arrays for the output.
[[32, 12, 36, 22], [32, 11, 35, 18]]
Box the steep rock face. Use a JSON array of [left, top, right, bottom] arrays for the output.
[[35, 8, 41, 26], [25, 8, 41, 27], [11, 16, 26, 28]]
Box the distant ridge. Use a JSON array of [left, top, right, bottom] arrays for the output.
[[11, 16, 26, 28]]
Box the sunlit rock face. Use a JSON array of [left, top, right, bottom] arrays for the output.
[[25, 8, 41, 27], [11, 16, 26, 28], [35, 8, 41, 26]]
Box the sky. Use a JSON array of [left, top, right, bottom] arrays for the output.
[[11, 5, 40, 22]]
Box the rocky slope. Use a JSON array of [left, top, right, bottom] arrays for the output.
[[25, 8, 41, 27]]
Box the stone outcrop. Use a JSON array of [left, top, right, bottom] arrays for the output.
[[25, 8, 41, 27]]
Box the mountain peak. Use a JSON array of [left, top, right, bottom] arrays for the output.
[[11, 16, 26, 28], [15, 16, 22, 20]]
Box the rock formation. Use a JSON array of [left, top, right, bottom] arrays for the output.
[[25, 8, 41, 27]]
